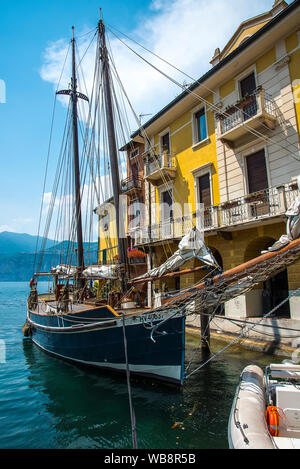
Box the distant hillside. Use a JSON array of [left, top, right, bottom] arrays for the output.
[[0, 232, 98, 281], [0, 231, 56, 256]]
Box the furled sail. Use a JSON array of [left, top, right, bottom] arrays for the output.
[[51, 264, 77, 276], [82, 265, 119, 279], [133, 228, 219, 282]]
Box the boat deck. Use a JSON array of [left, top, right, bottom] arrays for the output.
[[32, 295, 151, 317]]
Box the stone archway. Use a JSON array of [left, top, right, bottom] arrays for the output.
[[244, 236, 290, 318]]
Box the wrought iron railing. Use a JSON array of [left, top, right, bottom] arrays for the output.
[[121, 176, 143, 193], [144, 151, 176, 177], [129, 183, 299, 245], [218, 87, 277, 135]]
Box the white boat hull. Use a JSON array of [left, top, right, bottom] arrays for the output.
[[228, 365, 275, 449]]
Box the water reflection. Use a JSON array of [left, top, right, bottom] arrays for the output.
[[20, 333, 284, 449]]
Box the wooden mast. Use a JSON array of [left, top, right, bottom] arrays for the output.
[[98, 19, 128, 292], [56, 27, 89, 287], [70, 26, 84, 277]]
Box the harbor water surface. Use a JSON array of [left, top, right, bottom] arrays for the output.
[[0, 281, 283, 449]]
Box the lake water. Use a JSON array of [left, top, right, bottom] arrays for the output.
[[0, 281, 283, 449]]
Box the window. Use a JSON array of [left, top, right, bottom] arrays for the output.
[[101, 211, 109, 231], [161, 190, 173, 219], [160, 189, 173, 238], [239, 71, 257, 121], [131, 163, 138, 180], [239, 72, 256, 97], [161, 132, 170, 153], [246, 149, 269, 217], [128, 198, 141, 229], [129, 148, 139, 159], [194, 108, 207, 143], [198, 173, 211, 207], [246, 149, 268, 193]]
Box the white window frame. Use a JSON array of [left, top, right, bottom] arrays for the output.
[[158, 183, 174, 223], [235, 65, 258, 99], [158, 127, 171, 155], [191, 163, 213, 230], [191, 162, 213, 207]]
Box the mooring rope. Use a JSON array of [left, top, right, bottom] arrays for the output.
[[185, 286, 300, 380], [122, 314, 138, 449]]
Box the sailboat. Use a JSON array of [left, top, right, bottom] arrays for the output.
[[23, 15, 300, 387], [22, 20, 189, 386]]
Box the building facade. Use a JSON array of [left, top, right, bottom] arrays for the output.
[[127, 0, 300, 327]]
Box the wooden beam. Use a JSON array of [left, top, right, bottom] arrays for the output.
[[131, 264, 213, 285]]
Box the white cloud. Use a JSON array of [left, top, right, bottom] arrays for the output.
[[0, 225, 16, 233], [40, 0, 273, 131], [37, 0, 274, 243], [40, 173, 113, 242]]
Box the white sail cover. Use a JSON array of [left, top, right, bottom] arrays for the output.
[[52, 264, 77, 276], [82, 265, 118, 279], [261, 176, 300, 253], [134, 228, 219, 281], [51, 264, 118, 280]]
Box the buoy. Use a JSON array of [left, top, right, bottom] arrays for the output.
[[266, 406, 280, 436]]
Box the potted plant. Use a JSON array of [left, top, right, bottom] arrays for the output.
[[244, 191, 267, 204], [221, 200, 240, 209], [215, 105, 236, 120], [127, 248, 147, 264], [236, 93, 254, 109]]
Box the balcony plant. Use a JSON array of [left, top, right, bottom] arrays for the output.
[[127, 248, 147, 263], [244, 191, 267, 204], [215, 93, 255, 120], [215, 105, 236, 120], [236, 93, 254, 109], [221, 200, 240, 209]]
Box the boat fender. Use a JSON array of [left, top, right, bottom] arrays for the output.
[[265, 406, 280, 436], [29, 278, 36, 288], [22, 322, 32, 337]]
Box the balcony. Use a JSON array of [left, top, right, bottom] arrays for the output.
[[128, 216, 195, 245], [121, 176, 143, 196], [144, 151, 176, 185], [216, 87, 277, 148], [129, 183, 299, 245]]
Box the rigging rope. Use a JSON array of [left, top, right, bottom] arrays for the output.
[[185, 285, 300, 380], [105, 23, 300, 162]]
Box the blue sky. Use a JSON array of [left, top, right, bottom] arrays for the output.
[[0, 0, 289, 237]]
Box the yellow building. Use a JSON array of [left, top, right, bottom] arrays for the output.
[[128, 0, 300, 330], [95, 196, 119, 265]]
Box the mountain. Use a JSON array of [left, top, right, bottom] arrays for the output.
[[0, 232, 98, 281], [0, 231, 56, 256]]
